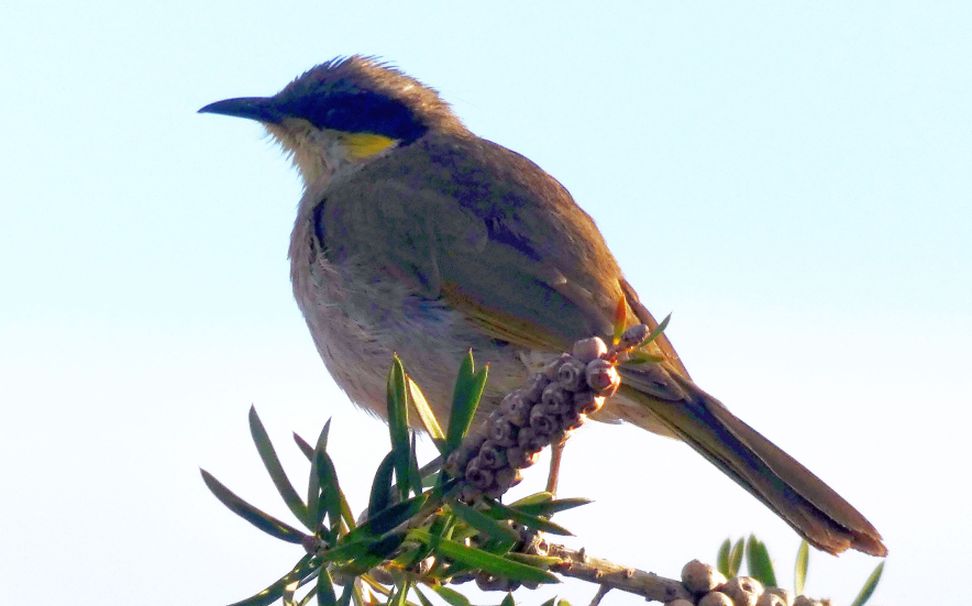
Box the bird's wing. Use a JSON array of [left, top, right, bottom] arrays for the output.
[[317, 135, 676, 360]]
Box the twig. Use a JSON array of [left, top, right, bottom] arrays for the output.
[[588, 584, 612, 606], [548, 543, 692, 603]]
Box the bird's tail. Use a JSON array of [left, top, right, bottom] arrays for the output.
[[616, 362, 887, 556]]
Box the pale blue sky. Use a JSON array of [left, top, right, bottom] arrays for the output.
[[2, 2, 970, 604]]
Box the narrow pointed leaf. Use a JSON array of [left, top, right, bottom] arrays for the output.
[[716, 538, 731, 576], [849, 561, 884, 606], [728, 537, 745, 577], [745, 534, 777, 587], [369, 452, 397, 518], [249, 405, 311, 528], [505, 553, 561, 568], [539, 597, 557, 606], [612, 297, 627, 345], [485, 499, 573, 536], [387, 357, 412, 501], [500, 593, 515, 606], [449, 499, 520, 543], [337, 582, 355, 606], [510, 497, 592, 517], [316, 448, 345, 534], [351, 493, 429, 539], [227, 554, 317, 606], [317, 569, 337, 606], [642, 312, 671, 347], [308, 422, 333, 528], [388, 580, 411, 606], [200, 469, 305, 544], [407, 377, 445, 444], [794, 540, 809, 595], [428, 585, 472, 606], [294, 433, 315, 460], [445, 351, 486, 453], [408, 530, 558, 584], [408, 433, 423, 498]]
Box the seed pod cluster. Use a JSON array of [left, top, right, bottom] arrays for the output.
[[456, 521, 547, 591], [446, 331, 639, 500], [676, 559, 823, 606]]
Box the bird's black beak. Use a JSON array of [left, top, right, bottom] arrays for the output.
[[198, 96, 283, 123]]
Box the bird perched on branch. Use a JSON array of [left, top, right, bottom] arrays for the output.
[[200, 56, 886, 557]]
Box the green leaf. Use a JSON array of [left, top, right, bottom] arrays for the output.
[[337, 581, 355, 606], [200, 469, 306, 544], [407, 377, 445, 445], [428, 585, 472, 606], [307, 422, 333, 529], [409, 433, 423, 498], [485, 499, 573, 536], [317, 569, 337, 606], [745, 534, 777, 587], [728, 537, 744, 577], [369, 452, 397, 518], [794, 540, 809, 595], [316, 448, 345, 536], [351, 492, 430, 539], [445, 351, 487, 454], [504, 553, 561, 568], [408, 529, 558, 584], [500, 593, 515, 606], [227, 554, 317, 606], [387, 356, 412, 501], [249, 405, 311, 529], [413, 587, 436, 606], [349, 532, 408, 572], [716, 538, 731, 576], [508, 495, 591, 517], [539, 597, 557, 606], [449, 500, 520, 544], [849, 561, 884, 606], [388, 580, 411, 606], [294, 432, 315, 460], [642, 312, 671, 347]]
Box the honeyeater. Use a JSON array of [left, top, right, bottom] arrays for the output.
[[200, 56, 886, 556]]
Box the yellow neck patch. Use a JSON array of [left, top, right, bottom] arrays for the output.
[[340, 132, 398, 159]]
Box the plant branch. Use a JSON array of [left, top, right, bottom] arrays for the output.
[[547, 543, 692, 603]]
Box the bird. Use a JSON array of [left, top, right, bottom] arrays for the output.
[[200, 55, 886, 557]]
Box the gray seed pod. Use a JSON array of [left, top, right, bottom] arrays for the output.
[[529, 403, 559, 435], [522, 373, 550, 402], [573, 390, 606, 415], [699, 592, 734, 606], [556, 358, 588, 391], [506, 395, 534, 427], [542, 353, 574, 380], [445, 445, 476, 477], [792, 597, 822, 606], [572, 336, 609, 362], [517, 426, 549, 452], [586, 358, 621, 396], [507, 446, 540, 469], [465, 461, 494, 490], [489, 417, 518, 447], [560, 408, 584, 430], [764, 588, 792, 606], [681, 559, 727, 595], [478, 440, 508, 469], [499, 391, 524, 416], [619, 324, 650, 350], [665, 600, 694, 606], [475, 573, 515, 592], [449, 572, 476, 585], [541, 383, 572, 414], [756, 592, 788, 606], [489, 467, 521, 496], [722, 576, 763, 606]]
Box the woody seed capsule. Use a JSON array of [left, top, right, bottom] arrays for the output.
[[542, 353, 574, 380], [507, 446, 540, 468], [465, 462, 494, 490], [529, 404, 558, 435], [572, 336, 609, 362], [586, 358, 620, 396], [556, 358, 587, 391], [619, 324, 650, 350], [506, 396, 533, 427], [573, 390, 606, 415], [541, 383, 572, 414], [489, 418, 518, 447], [522, 374, 550, 402], [478, 441, 508, 469], [517, 426, 548, 452]]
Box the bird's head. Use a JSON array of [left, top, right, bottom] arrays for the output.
[[199, 56, 463, 186]]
